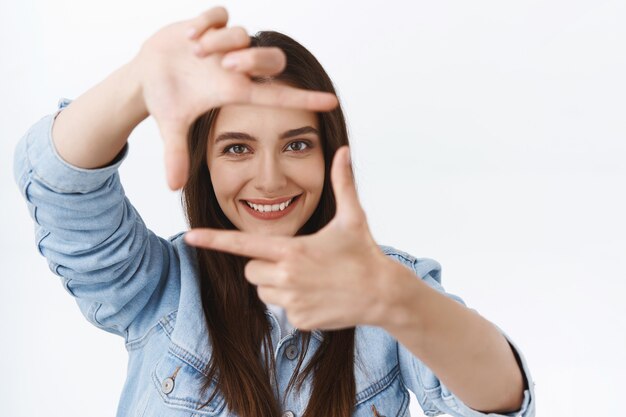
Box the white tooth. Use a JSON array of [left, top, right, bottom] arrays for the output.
[[246, 198, 296, 213]]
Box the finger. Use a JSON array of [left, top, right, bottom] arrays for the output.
[[257, 285, 283, 305], [330, 146, 364, 224], [244, 259, 280, 286], [184, 228, 290, 261], [193, 26, 250, 57], [186, 6, 228, 40], [246, 83, 339, 111], [220, 47, 286, 76], [157, 120, 190, 190]]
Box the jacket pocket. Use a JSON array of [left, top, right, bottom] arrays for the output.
[[354, 365, 410, 417], [151, 350, 227, 416]]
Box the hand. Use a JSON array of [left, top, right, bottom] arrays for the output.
[[184, 146, 402, 331], [132, 6, 339, 190]]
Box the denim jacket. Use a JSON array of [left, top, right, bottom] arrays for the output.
[[13, 98, 536, 417]]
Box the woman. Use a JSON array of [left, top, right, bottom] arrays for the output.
[[14, 6, 535, 417]]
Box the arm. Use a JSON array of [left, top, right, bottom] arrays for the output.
[[13, 66, 179, 343], [51, 61, 148, 169], [380, 256, 535, 416], [14, 11, 231, 339]]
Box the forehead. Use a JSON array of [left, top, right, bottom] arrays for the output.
[[211, 103, 319, 140]]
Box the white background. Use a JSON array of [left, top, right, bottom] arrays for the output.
[[1, 1, 624, 416]]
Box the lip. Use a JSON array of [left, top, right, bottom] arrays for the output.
[[242, 194, 300, 205], [241, 194, 302, 220]]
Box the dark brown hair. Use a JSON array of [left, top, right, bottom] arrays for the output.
[[182, 31, 355, 417]]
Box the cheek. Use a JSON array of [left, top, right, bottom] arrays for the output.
[[209, 165, 245, 202], [298, 157, 325, 195]]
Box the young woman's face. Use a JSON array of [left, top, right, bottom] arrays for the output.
[[206, 102, 325, 237]]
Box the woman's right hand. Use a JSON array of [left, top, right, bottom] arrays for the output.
[[131, 6, 338, 190]]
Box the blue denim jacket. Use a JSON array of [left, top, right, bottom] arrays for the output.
[[13, 98, 535, 417]]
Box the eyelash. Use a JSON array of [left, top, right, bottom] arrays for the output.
[[221, 140, 313, 156]]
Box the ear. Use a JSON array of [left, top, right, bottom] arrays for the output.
[[330, 146, 366, 227]]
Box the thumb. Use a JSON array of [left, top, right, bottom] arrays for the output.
[[158, 119, 190, 190], [330, 146, 364, 226]]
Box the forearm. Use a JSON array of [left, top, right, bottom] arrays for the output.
[[382, 264, 525, 414], [52, 59, 148, 169]]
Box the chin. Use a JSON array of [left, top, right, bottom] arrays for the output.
[[255, 225, 299, 237], [231, 220, 295, 236]]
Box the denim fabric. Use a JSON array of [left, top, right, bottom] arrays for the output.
[[13, 98, 536, 417]]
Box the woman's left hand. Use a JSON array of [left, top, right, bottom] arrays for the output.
[[184, 146, 405, 330]]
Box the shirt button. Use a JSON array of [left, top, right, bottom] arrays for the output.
[[282, 411, 295, 417], [284, 344, 299, 360], [161, 377, 175, 394]]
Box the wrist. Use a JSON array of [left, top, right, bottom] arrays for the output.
[[122, 58, 150, 125], [374, 259, 427, 334]]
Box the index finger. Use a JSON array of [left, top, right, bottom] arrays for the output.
[[184, 228, 291, 261], [247, 83, 339, 111]]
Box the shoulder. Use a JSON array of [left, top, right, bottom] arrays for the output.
[[377, 244, 442, 284], [167, 231, 200, 269], [168, 231, 187, 243]]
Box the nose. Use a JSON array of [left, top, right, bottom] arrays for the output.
[[253, 153, 288, 195]]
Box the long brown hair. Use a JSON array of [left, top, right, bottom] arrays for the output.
[[182, 31, 355, 417]]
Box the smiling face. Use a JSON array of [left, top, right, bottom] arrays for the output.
[[206, 102, 325, 237]]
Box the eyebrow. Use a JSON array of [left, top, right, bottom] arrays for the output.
[[214, 126, 319, 143]]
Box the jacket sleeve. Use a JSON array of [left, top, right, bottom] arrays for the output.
[[13, 98, 181, 343], [384, 251, 536, 417]]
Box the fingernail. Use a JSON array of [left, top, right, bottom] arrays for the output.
[[221, 55, 239, 69], [186, 27, 197, 39]]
